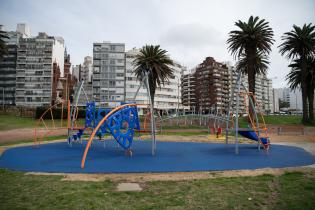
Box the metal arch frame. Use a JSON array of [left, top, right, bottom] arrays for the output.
[[81, 103, 142, 168], [34, 100, 65, 146], [67, 81, 91, 145]]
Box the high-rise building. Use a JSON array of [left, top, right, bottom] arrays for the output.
[[0, 28, 22, 106], [194, 57, 230, 113], [229, 69, 274, 114], [72, 64, 81, 82], [15, 32, 65, 107], [92, 42, 125, 104], [254, 74, 274, 114], [181, 69, 196, 111], [125, 48, 184, 113], [16, 23, 31, 38], [82, 56, 93, 83]]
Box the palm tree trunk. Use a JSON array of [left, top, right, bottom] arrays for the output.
[[247, 68, 256, 123], [301, 58, 309, 123], [148, 76, 156, 107], [308, 89, 314, 121]]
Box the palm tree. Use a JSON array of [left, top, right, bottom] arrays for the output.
[[0, 25, 9, 60], [227, 16, 274, 118], [279, 23, 315, 123], [133, 45, 174, 107], [286, 56, 315, 120]]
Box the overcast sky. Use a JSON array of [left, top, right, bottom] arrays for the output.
[[1, 0, 314, 88]]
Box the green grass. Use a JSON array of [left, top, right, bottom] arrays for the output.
[[238, 115, 315, 127], [0, 169, 314, 209], [0, 113, 85, 131]]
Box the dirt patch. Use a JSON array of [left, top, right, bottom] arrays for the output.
[[25, 167, 315, 182], [0, 128, 67, 144]]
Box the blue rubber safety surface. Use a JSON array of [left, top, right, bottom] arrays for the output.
[[0, 140, 314, 173]]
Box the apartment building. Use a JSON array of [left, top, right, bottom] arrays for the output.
[[194, 57, 230, 113], [15, 32, 65, 107], [0, 26, 23, 106], [92, 42, 125, 104], [181, 69, 196, 111], [82, 56, 92, 83], [182, 59, 274, 115], [124, 48, 184, 113]]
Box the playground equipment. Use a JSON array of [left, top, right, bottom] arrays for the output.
[[225, 71, 270, 154], [34, 81, 91, 146], [34, 71, 157, 169], [80, 71, 156, 168]]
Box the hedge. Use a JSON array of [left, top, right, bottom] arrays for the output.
[[35, 107, 86, 119]]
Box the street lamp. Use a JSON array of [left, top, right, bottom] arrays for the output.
[[174, 75, 181, 125]]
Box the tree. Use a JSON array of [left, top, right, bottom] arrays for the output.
[[286, 56, 315, 120], [278, 99, 290, 109], [227, 16, 274, 119], [279, 23, 315, 123], [133, 45, 174, 107], [0, 25, 9, 60]]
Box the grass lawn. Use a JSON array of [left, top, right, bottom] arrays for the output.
[[238, 115, 315, 127], [0, 113, 84, 131], [0, 169, 314, 209]]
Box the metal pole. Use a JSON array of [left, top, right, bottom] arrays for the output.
[[235, 72, 242, 155], [145, 72, 156, 155]]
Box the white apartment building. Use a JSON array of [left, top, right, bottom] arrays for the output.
[[289, 89, 303, 111], [15, 32, 65, 107], [92, 42, 125, 104], [16, 23, 31, 38], [125, 48, 184, 113], [82, 56, 93, 83], [273, 88, 303, 112], [255, 74, 274, 114], [229, 67, 274, 114], [72, 65, 81, 81]]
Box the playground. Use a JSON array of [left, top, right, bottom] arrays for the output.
[[0, 73, 315, 174]]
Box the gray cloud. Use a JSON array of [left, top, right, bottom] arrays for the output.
[[160, 23, 223, 48], [1, 0, 315, 88]]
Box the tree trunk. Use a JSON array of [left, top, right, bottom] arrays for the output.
[[308, 89, 314, 121], [247, 66, 256, 123], [301, 58, 309, 123], [148, 75, 156, 108]]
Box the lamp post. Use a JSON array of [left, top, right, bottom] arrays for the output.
[[174, 75, 180, 125]]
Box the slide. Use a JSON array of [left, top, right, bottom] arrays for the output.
[[238, 129, 269, 145]]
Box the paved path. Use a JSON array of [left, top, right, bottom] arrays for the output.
[[0, 128, 67, 144]]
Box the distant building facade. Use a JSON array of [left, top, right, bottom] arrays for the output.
[[125, 48, 184, 113], [92, 42, 125, 104], [82, 56, 93, 83], [15, 32, 65, 107], [181, 69, 196, 111], [0, 26, 23, 106]]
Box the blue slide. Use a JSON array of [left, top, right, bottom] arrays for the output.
[[238, 129, 269, 145]]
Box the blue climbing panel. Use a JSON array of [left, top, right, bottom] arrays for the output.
[[85, 102, 96, 128], [104, 105, 140, 149]]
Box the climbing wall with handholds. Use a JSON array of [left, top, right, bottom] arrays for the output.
[[105, 105, 140, 150], [85, 102, 96, 128], [95, 108, 111, 138]]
